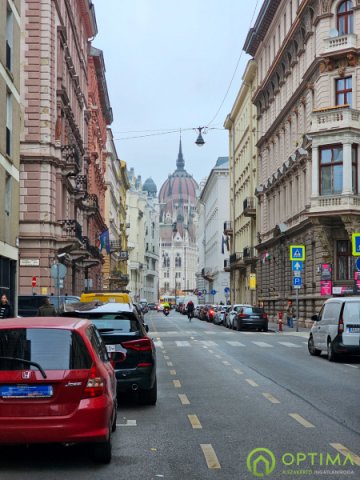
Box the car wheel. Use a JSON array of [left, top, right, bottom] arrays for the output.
[[262, 325, 268, 332], [327, 339, 337, 362], [139, 377, 157, 405], [308, 335, 321, 356], [91, 427, 112, 464]]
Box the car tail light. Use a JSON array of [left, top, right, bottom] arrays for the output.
[[122, 338, 153, 352], [209, 309, 215, 315], [262, 313, 268, 320], [137, 362, 153, 367], [338, 316, 344, 334], [82, 364, 105, 398], [239, 313, 247, 318]]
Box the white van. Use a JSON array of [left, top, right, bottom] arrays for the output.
[[308, 297, 360, 361]]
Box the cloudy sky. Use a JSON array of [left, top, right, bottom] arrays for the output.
[[93, 0, 261, 189]]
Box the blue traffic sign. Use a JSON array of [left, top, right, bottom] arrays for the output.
[[202, 289, 207, 294], [356, 258, 360, 271], [293, 277, 302, 288], [352, 234, 360, 256], [290, 245, 306, 261], [210, 290, 217, 295], [292, 261, 303, 271], [224, 287, 230, 293]]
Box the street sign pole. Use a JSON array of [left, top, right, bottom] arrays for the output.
[[296, 287, 299, 332]]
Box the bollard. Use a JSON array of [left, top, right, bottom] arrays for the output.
[[278, 318, 283, 332]]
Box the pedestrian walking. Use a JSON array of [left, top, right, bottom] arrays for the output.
[[0, 294, 13, 319], [286, 300, 295, 328], [36, 297, 57, 316]]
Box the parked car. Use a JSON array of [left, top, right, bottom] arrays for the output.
[[308, 297, 360, 361], [18, 294, 80, 317], [226, 304, 251, 329], [214, 306, 231, 325], [63, 302, 157, 404], [233, 306, 268, 332], [0, 317, 117, 463]]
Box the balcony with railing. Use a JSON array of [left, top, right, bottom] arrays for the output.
[[223, 221, 233, 235], [224, 259, 231, 271], [81, 193, 99, 215], [61, 144, 81, 173], [229, 252, 244, 269], [310, 106, 360, 135], [243, 197, 256, 217], [243, 246, 257, 263], [59, 219, 83, 241], [322, 33, 357, 56]]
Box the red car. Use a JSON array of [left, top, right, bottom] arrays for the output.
[[0, 317, 117, 463]]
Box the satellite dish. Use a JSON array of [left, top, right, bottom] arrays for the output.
[[329, 28, 339, 38]]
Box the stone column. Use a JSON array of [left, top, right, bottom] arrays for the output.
[[311, 146, 319, 197], [342, 143, 353, 194]]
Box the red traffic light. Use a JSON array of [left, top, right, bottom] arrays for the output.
[[31, 276, 37, 287]]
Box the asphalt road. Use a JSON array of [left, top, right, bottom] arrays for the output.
[[0, 310, 359, 480]]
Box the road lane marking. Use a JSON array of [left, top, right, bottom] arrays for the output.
[[289, 413, 315, 428], [215, 355, 222, 359], [200, 341, 217, 346], [164, 355, 170, 360], [222, 360, 231, 366], [170, 369, 176, 375], [233, 368, 243, 375], [245, 379, 259, 387], [252, 341, 273, 348], [205, 331, 217, 335], [178, 394, 190, 405], [262, 392, 280, 404], [208, 349, 214, 353], [344, 363, 359, 369], [330, 443, 360, 466], [173, 380, 181, 388], [175, 341, 191, 347], [167, 361, 173, 367], [278, 342, 302, 348], [226, 341, 246, 346], [117, 419, 137, 427], [200, 444, 221, 469], [188, 414, 202, 429]]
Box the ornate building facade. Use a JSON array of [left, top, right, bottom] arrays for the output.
[[0, 0, 21, 308], [224, 60, 258, 305], [19, 0, 110, 295], [158, 141, 199, 298], [243, 0, 360, 321]]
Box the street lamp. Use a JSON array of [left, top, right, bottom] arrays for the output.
[[194, 126, 207, 146]]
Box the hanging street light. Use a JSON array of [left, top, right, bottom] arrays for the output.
[[194, 126, 207, 146]]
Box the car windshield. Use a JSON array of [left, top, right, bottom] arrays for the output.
[[0, 328, 91, 370]]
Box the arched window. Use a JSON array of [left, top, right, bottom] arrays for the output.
[[337, 1, 353, 35]]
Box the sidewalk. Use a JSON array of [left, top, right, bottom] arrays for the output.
[[268, 320, 310, 334]]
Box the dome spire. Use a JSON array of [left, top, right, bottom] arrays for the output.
[[176, 134, 185, 170]]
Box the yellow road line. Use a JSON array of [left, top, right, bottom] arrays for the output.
[[169, 369, 176, 375], [245, 378, 259, 387], [188, 414, 202, 429], [167, 361, 173, 367], [289, 413, 315, 428], [330, 443, 360, 466], [233, 368, 243, 375], [200, 444, 221, 469], [178, 394, 190, 405], [262, 392, 280, 404], [173, 380, 181, 388]]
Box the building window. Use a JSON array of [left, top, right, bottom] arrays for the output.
[[320, 145, 343, 195], [337, 0, 353, 35], [336, 77, 352, 107], [6, 91, 12, 156], [336, 240, 354, 280], [6, 5, 13, 71]]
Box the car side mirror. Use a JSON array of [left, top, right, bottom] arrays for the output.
[[311, 314, 319, 321], [144, 323, 149, 332]]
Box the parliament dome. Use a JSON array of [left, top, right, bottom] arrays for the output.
[[142, 177, 157, 197]]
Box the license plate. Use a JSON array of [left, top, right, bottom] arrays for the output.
[[250, 316, 259, 319], [0, 385, 53, 398], [106, 344, 116, 353], [348, 327, 360, 333]]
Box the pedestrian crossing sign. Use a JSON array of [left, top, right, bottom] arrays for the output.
[[289, 245, 306, 261], [352, 233, 360, 256]]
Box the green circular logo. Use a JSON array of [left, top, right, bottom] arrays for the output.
[[246, 448, 276, 477]]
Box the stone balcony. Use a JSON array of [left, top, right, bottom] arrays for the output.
[[322, 33, 357, 56], [243, 197, 256, 217], [309, 193, 360, 215], [223, 221, 233, 235], [310, 106, 360, 135]]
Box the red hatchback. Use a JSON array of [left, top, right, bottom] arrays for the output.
[[0, 317, 117, 463]]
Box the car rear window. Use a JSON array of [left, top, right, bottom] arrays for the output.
[[342, 302, 360, 323], [0, 328, 92, 370], [68, 312, 141, 332], [242, 307, 264, 314]]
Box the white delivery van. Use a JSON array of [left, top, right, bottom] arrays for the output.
[[308, 297, 360, 361]]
